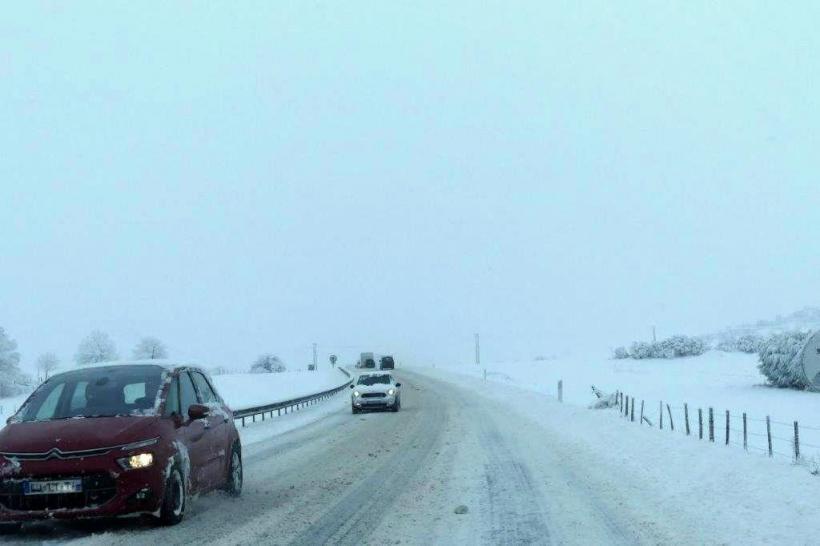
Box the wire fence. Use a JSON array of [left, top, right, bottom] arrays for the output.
[[612, 390, 820, 466]]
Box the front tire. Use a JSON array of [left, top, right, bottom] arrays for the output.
[[224, 443, 243, 497], [159, 464, 186, 526], [352, 405, 360, 414], [392, 398, 401, 412]]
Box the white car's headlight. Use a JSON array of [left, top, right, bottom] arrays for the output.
[[352, 391, 361, 397], [118, 452, 154, 471], [387, 388, 395, 396]]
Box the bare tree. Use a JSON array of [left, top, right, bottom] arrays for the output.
[[36, 352, 60, 380], [0, 327, 25, 398], [132, 336, 168, 360], [75, 330, 118, 366]]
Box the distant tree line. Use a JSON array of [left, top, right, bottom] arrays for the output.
[[0, 326, 173, 399]]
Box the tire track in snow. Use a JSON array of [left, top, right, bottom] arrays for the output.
[[478, 426, 552, 545], [288, 385, 447, 545]]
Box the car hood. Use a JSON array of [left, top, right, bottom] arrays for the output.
[[0, 416, 161, 454]]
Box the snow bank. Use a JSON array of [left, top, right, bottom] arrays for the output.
[[212, 368, 349, 411]]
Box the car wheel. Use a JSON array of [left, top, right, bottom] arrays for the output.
[[0, 523, 21, 534], [352, 405, 359, 414], [392, 398, 401, 412], [224, 443, 243, 497], [159, 464, 186, 526]]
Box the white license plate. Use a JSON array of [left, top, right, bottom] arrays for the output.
[[23, 479, 83, 495]]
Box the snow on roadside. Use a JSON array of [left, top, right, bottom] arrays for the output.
[[412, 366, 820, 546], [213, 367, 352, 453], [212, 368, 349, 411], [429, 351, 820, 463], [238, 394, 348, 454]]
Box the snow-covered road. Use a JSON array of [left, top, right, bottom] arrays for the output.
[[5, 369, 812, 545]]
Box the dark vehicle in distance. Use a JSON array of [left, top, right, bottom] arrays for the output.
[[379, 356, 395, 370], [0, 362, 242, 533]]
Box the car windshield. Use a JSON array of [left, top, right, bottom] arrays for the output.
[[357, 374, 391, 386], [15, 365, 166, 421]]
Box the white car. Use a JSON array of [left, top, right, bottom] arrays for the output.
[[350, 373, 401, 413]]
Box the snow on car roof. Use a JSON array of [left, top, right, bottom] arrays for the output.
[[54, 359, 201, 374]]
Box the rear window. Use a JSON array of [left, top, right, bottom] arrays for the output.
[[16, 365, 166, 422], [380, 356, 395, 368]]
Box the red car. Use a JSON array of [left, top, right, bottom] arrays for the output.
[[0, 362, 242, 533]]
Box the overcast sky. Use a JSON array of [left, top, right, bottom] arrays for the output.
[[2, 2, 819, 370]]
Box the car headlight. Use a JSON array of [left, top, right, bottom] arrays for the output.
[[387, 388, 395, 396], [352, 391, 361, 397], [117, 452, 154, 471]]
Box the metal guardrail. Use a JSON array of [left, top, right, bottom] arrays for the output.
[[232, 368, 352, 427]]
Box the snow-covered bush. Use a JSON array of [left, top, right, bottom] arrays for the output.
[[715, 334, 763, 354], [736, 334, 763, 354], [250, 354, 286, 373], [0, 327, 27, 398], [611, 346, 630, 360], [75, 330, 118, 365], [625, 335, 706, 359], [757, 330, 811, 389], [658, 335, 706, 358], [629, 341, 655, 359], [132, 336, 168, 360]]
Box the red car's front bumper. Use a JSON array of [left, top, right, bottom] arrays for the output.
[[0, 454, 167, 522]]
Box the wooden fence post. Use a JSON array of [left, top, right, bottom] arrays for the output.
[[708, 407, 714, 442], [794, 421, 800, 461], [557, 380, 563, 403], [743, 413, 748, 451], [640, 400, 645, 425], [699, 408, 703, 440], [667, 404, 674, 431], [766, 416, 772, 457], [660, 401, 664, 430], [725, 410, 730, 445], [630, 398, 635, 422], [684, 404, 690, 436], [619, 392, 623, 413]]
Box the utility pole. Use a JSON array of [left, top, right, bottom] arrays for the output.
[[312, 343, 318, 370], [475, 333, 481, 366]]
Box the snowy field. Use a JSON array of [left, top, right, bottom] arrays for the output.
[[423, 351, 820, 465]]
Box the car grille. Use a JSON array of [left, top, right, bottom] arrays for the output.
[[361, 393, 386, 398], [0, 473, 117, 512]]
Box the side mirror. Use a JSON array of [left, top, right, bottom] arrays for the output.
[[349, 384, 355, 389], [188, 404, 210, 420], [5, 417, 12, 425], [395, 383, 401, 388]]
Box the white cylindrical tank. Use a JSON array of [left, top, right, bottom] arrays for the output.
[[800, 330, 820, 388]]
